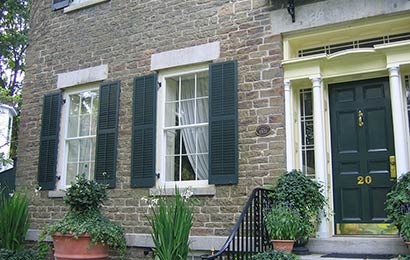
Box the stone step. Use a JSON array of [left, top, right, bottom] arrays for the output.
[[303, 236, 408, 256], [300, 254, 398, 260]]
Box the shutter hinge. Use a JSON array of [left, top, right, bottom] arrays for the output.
[[156, 172, 160, 179], [157, 82, 162, 90]]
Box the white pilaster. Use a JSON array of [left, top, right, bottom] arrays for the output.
[[284, 80, 294, 171], [388, 66, 410, 178], [311, 76, 330, 238]]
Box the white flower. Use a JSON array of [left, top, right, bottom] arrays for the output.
[[9, 192, 14, 197], [182, 189, 194, 200], [151, 198, 159, 205], [141, 197, 148, 203], [34, 186, 42, 196]]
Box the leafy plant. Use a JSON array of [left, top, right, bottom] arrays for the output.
[[0, 192, 30, 251], [143, 188, 196, 260], [0, 248, 38, 260], [265, 205, 302, 240], [385, 172, 410, 240], [251, 250, 299, 260], [39, 174, 126, 258], [267, 170, 326, 238]]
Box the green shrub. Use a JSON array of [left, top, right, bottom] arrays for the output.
[[251, 250, 299, 260], [265, 205, 302, 240], [385, 172, 410, 232], [143, 188, 196, 260], [0, 248, 39, 260], [0, 192, 30, 251], [268, 170, 325, 238]]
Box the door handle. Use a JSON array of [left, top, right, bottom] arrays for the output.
[[357, 110, 364, 128], [390, 155, 397, 180]]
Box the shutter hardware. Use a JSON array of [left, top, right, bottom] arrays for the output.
[[156, 172, 160, 179]]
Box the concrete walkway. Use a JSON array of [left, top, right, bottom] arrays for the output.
[[299, 254, 399, 260]]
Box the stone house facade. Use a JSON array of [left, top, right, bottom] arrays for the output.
[[17, 0, 410, 258]]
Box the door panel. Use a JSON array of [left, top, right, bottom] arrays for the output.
[[330, 77, 395, 229]]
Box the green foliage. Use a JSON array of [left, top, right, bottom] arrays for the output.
[[144, 189, 195, 260], [39, 174, 126, 259], [251, 250, 299, 260], [265, 205, 302, 240], [64, 174, 108, 212], [0, 248, 38, 260], [385, 172, 410, 240], [0, 192, 30, 251], [268, 170, 326, 238]]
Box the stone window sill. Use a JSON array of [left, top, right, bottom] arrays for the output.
[[64, 0, 109, 13], [149, 185, 216, 196], [48, 190, 65, 198]]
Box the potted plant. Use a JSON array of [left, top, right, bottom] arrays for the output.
[[264, 205, 302, 253], [39, 174, 126, 260], [385, 172, 410, 246], [266, 170, 326, 253]]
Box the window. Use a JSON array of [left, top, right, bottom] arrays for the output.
[[161, 69, 209, 185], [52, 0, 109, 12], [158, 69, 209, 185], [63, 88, 99, 186], [299, 89, 315, 178]]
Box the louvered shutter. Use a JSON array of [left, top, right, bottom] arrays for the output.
[[38, 92, 62, 190], [131, 74, 157, 188], [209, 61, 238, 184], [52, 0, 69, 10], [94, 81, 120, 188]]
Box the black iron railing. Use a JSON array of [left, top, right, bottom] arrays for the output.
[[201, 187, 274, 260]]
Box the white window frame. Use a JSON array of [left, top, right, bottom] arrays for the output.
[[298, 88, 315, 178], [63, 0, 109, 13], [57, 83, 99, 190], [157, 64, 210, 189]]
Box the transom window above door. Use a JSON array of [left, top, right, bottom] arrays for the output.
[[160, 69, 209, 186]]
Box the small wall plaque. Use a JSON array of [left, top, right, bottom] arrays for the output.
[[256, 124, 271, 137]]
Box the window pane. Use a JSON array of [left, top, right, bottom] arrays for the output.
[[300, 89, 315, 178], [67, 140, 79, 163], [66, 163, 77, 185], [69, 95, 80, 116], [197, 98, 208, 124], [166, 129, 180, 155], [165, 155, 178, 181], [180, 100, 195, 126], [197, 71, 209, 97], [79, 163, 90, 178], [181, 155, 195, 181], [67, 116, 78, 138], [79, 115, 91, 136], [181, 128, 196, 155], [196, 126, 208, 153], [166, 77, 179, 102], [81, 94, 92, 115], [79, 139, 92, 162], [165, 102, 179, 127], [197, 154, 208, 180], [181, 74, 195, 100]]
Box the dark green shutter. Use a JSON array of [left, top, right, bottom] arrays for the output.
[[52, 0, 69, 10], [209, 60, 238, 184], [95, 81, 120, 188], [131, 74, 157, 188], [38, 92, 62, 190]]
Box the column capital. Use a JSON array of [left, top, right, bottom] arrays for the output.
[[284, 79, 291, 91], [310, 76, 322, 88], [388, 65, 401, 77]]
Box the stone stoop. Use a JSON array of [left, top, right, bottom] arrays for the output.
[[304, 237, 408, 256], [300, 255, 398, 260]]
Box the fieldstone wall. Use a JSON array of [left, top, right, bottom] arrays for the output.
[[18, 0, 286, 252]]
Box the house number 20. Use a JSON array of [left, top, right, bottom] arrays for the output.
[[357, 176, 372, 185]]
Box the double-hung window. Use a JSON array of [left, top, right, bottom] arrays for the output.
[[62, 87, 99, 186], [160, 69, 209, 186]]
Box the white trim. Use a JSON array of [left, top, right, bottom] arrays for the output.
[[311, 76, 330, 239], [388, 66, 410, 178], [284, 80, 294, 170], [151, 42, 220, 71], [64, 0, 109, 13], [57, 84, 99, 190], [57, 65, 108, 89]]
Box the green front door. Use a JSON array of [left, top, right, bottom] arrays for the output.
[[329, 77, 396, 235]]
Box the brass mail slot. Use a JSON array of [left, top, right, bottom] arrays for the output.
[[390, 155, 397, 180]]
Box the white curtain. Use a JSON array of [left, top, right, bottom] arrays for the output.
[[180, 76, 208, 180]]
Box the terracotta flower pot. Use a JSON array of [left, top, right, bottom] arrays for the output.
[[271, 239, 295, 253], [52, 233, 109, 260]]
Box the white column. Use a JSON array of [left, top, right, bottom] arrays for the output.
[[311, 76, 330, 238], [388, 66, 410, 178], [284, 80, 294, 171]]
